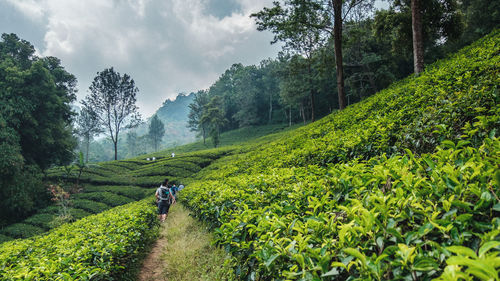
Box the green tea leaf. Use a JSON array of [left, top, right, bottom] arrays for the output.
[[478, 241, 500, 258], [446, 246, 478, 259]]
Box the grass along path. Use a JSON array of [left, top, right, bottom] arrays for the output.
[[138, 203, 232, 281]]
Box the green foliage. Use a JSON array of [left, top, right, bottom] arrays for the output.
[[181, 30, 500, 280], [148, 114, 165, 151], [83, 185, 150, 200], [0, 33, 76, 223], [76, 104, 103, 163], [24, 213, 57, 230], [0, 199, 158, 280], [67, 208, 91, 220], [0, 234, 11, 244], [71, 199, 110, 214], [0, 223, 45, 239], [83, 67, 142, 160], [72, 192, 134, 207]]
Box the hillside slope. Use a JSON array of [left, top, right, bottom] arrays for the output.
[[181, 30, 500, 280]]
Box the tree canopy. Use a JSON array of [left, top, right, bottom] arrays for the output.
[[148, 114, 165, 152], [0, 33, 77, 223], [83, 67, 142, 160]]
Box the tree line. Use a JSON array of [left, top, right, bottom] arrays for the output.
[[187, 0, 498, 146]]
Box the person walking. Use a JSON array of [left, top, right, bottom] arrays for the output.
[[155, 178, 176, 222], [171, 183, 179, 200]]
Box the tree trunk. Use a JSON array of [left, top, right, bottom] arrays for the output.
[[85, 135, 90, 163], [333, 0, 346, 110], [412, 0, 424, 74], [308, 62, 316, 122], [114, 141, 118, 160], [269, 92, 273, 123], [300, 102, 306, 124], [362, 64, 377, 94], [289, 106, 292, 127]]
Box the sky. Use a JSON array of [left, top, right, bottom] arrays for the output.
[[0, 0, 283, 118]]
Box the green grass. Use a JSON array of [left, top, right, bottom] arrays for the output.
[[159, 204, 233, 281]]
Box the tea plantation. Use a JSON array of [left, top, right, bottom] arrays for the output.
[[180, 30, 500, 280], [0, 30, 498, 280]]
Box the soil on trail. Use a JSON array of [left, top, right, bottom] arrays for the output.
[[138, 222, 169, 281]]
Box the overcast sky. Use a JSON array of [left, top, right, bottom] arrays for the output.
[[1, 0, 285, 117]]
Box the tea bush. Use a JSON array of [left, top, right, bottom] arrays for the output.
[[0, 199, 158, 280], [24, 213, 57, 230], [72, 192, 134, 207], [68, 208, 91, 220], [0, 234, 10, 243], [0, 223, 45, 239], [83, 185, 150, 200], [71, 199, 110, 214]]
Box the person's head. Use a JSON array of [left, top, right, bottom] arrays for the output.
[[162, 178, 169, 186]]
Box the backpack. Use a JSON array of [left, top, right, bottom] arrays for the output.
[[159, 187, 171, 201]]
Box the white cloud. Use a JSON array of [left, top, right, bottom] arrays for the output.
[[5, 0, 46, 20], [2, 0, 280, 117]]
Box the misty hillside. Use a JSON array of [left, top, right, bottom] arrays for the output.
[[87, 93, 196, 161]]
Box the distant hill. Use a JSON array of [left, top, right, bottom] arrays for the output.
[[154, 93, 197, 147], [134, 92, 196, 143], [156, 93, 194, 123]]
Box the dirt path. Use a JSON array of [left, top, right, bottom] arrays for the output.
[[137, 204, 229, 281], [137, 216, 169, 281]]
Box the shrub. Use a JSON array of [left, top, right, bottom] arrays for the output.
[[0, 223, 45, 239], [24, 213, 56, 230], [181, 30, 500, 280], [71, 199, 110, 214], [72, 192, 134, 207], [83, 185, 150, 200], [38, 205, 60, 215], [0, 199, 158, 280], [68, 208, 91, 220], [0, 234, 12, 244]]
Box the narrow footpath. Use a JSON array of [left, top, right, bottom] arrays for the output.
[[138, 204, 230, 281]]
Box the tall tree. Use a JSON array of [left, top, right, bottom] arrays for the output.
[[76, 105, 103, 163], [252, 0, 326, 118], [332, 0, 346, 109], [83, 67, 142, 160], [279, 55, 311, 124], [148, 114, 165, 152], [200, 96, 227, 147], [375, 0, 463, 74], [259, 59, 281, 123], [187, 90, 209, 144], [252, 0, 372, 111], [126, 131, 139, 157]]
